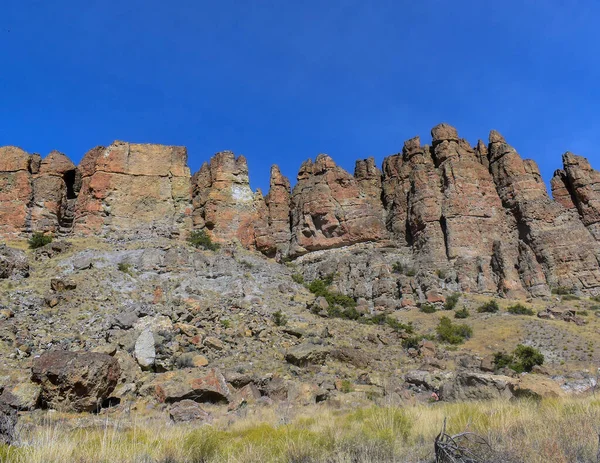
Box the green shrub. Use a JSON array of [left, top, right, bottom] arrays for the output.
[[493, 345, 544, 373], [307, 276, 357, 314], [272, 310, 287, 326], [188, 230, 219, 251], [512, 344, 544, 373], [117, 262, 133, 275], [477, 299, 499, 313], [493, 351, 513, 370], [590, 295, 600, 303], [507, 303, 534, 316], [436, 269, 447, 280], [291, 273, 304, 284], [392, 262, 416, 276], [561, 294, 580, 301], [28, 232, 52, 249], [443, 293, 461, 311], [384, 317, 414, 334], [419, 303, 437, 314], [552, 286, 573, 295], [220, 319, 231, 329], [340, 380, 353, 393], [454, 308, 470, 319], [401, 335, 423, 350], [436, 316, 472, 344]]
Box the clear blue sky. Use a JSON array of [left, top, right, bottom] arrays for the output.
[[1, 0, 599, 192]]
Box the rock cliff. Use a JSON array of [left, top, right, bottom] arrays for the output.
[[2, 124, 600, 298]]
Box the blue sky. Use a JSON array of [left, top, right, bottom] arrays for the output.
[[1, 0, 599, 192]]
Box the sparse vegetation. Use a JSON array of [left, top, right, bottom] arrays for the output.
[[307, 276, 358, 319], [291, 273, 304, 284], [220, 319, 231, 329], [443, 293, 460, 311], [28, 232, 52, 249], [436, 316, 472, 344], [272, 310, 287, 326], [401, 335, 423, 350], [477, 299, 500, 313], [506, 303, 534, 316], [339, 380, 353, 393], [188, 229, 220, 251], [8, 398, 600, 463]]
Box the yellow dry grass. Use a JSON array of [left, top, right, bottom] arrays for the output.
[[3, 396, 600, 462]]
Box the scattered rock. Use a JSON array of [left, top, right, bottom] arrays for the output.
[[0, 400, 17, 445], [0, 245, 29, 279]]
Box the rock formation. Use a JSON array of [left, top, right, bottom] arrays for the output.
[[2, 124, 600, 297], [74, 142, 191, 238]]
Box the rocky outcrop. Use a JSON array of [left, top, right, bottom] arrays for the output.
[[31, 350, 120, 412], [289, 154, 388, 255], [191, 151, 269, 251], [2, 123, 600, 298], [74, 142, 192, 238], [0, 146, 37, 236], [558, 152, 600, 240], [488, 132, 600, 294], [30, 151, 80, 234]]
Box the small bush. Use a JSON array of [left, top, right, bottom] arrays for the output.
[[419, 303, 437, 314], [291, 273, 304, 284], [513, 345, 544, 373], [454, 308, 470, 319], [28, 232, 52, 249], [220, 319, 231, 329], [552, 286, 573, 295], [401, 335, 423, 350], [436, 316, 472, 344], [340, 380, 353, 393], [392, 262, 416, 276], [175, 354, 195, 369], [477, 299, 500, 313], [436, 269, 447, 280], [561, 294, 580, 301], [117, 262, 133, 275], [493, 351, 514, 370], [507, 303, 534, 316], [443, 293, 461, 311], [590, 295, 600, 303], [272, 310, 287, 326], [188, 230, 219, 251], [493, 345, 544, 373], [384, 317, 414, 334]]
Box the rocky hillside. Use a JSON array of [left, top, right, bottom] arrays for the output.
[[1, 124, 600, 305]]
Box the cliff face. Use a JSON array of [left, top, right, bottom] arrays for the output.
[[2, 124, 600, 298]]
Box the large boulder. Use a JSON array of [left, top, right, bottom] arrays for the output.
[[144, 368, 232, 404], [134, 329, 156, 369], [31, 350, 120, 412], [440, 372, 515, 401]]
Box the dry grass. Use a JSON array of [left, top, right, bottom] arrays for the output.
[[3, 396, 600, 462]]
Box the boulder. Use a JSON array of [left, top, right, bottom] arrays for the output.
[[285, 343, 330, 367], [0, 382, 41, 410], [135, 329, 156, 369], [169, 399, 210, 423], [31, 350, 120, 412], [146, 368, 232, 404], [440, 372, 515, 401]]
